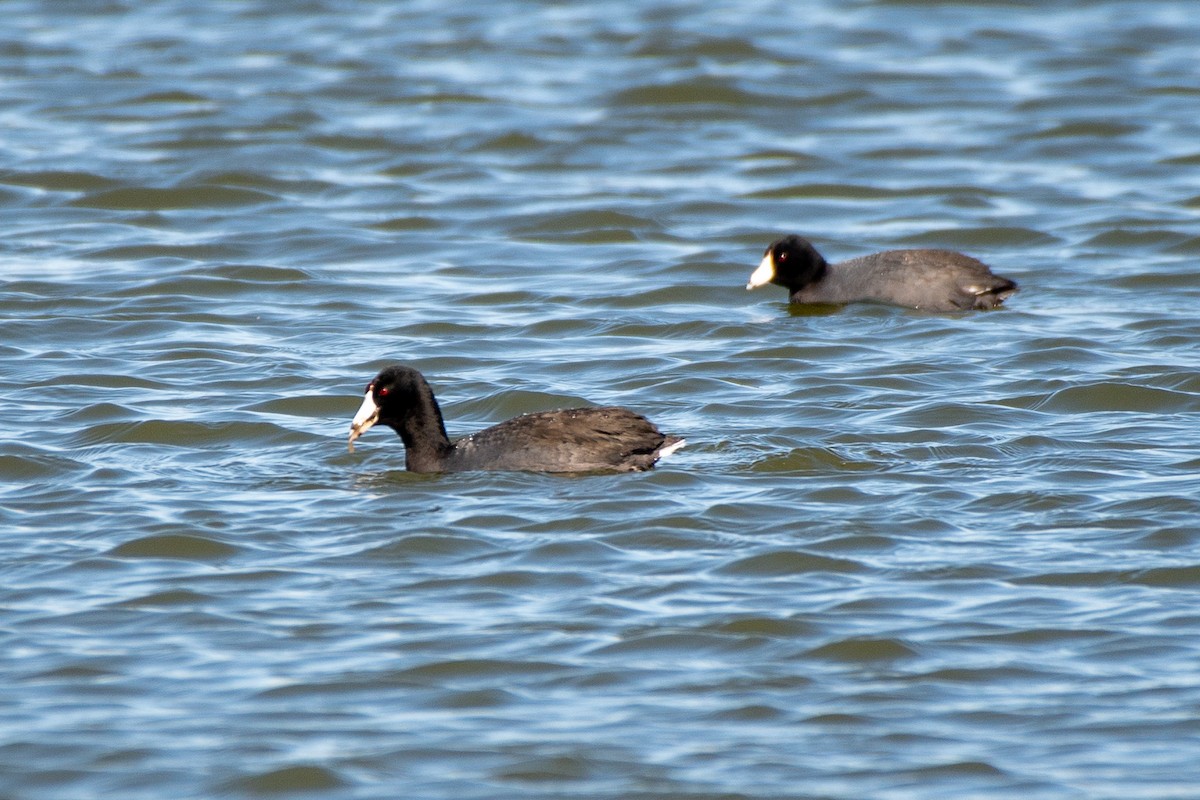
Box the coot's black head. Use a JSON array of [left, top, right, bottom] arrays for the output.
[[746, 235, 828, 292], [348, 365, 439, 451]]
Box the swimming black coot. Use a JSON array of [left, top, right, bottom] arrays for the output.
[[348, 365, 685, 473], [747, 235, 1018, 311]]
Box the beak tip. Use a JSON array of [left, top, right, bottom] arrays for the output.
[[348, 390, 380, 453]]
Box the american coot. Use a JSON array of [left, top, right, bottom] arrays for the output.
[[348, 365, 685, 473], [747, 235, 1018, 311]]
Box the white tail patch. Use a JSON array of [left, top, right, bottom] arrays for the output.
[[658, 438, 686, 459]]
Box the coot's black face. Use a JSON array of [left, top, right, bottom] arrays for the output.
[[746, 235, 826, 291], [348, 366, 426, 451]]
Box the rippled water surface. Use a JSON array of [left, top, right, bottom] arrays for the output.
[[3, 1, 1200, 797]]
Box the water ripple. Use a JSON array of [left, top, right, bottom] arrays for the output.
[[3, 1, 1200, 799]]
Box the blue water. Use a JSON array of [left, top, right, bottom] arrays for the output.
[[2, 1, 1199, 798]]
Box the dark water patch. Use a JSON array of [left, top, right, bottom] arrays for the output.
[[1123, 566, 1200, 592], [1014, 566, 1200, 589], [805, 712, 870, 726], [514, 539, 620, 566], [1099, 495, 1200, 519], [1164, 152, 1200, 166], [1165, 236, 1200, 255], [186, 170, 332, 194], [115, 588, 214, 608], [753, 448, 878, 472], [1037, 382, 1199, 413], [966, 490, 1097, 514], [906, 760, 1007, 779], [1136, 528, 1200, 550], [76, 420, 305, 448], [356, 533, 497, 563], [33, 372, 168, 391], [128, 90, 212, 105], [603, 528, 716, 553], [743, 182, 908, 201], [917, 666, 1060, 684], [29, 663, 120, 682], [0, 170, 121, 192], [1083, 228, 1191, 249], [1030, 120, 1142, 138], [306, 132, 404, 152], [608, 78, 766, 107], [811, 533, 906, 553], [226, 764, 347, 794], [70, 185, 278, 210], [469, 131, 547, 152], [493, 754, 594, 783], [61, 402, 139, 424], [806, 637, 918, 662], [107, 533, 239, 561], [906, 564, 1013, 582], [631, 34, 766, 60], [708, 703, 787, 722], [703, 615, 817, 638], [795, 88, 876, 108], [395, 659, 571, 684], [0, 448, 88, 481], [409, 568, 594, 596], [247, 394, 351, 419], [717, 550, 865, 577], [991, 343, 1123, 372], [858, 146, 946, 160], [963, 628, 1116, 646], [438, 687, 518, 710], [590, 631, 770, 657], [450, 289, 546, 307], [510, 208, 661, 243], [394, 91, 492, 105], [880, 400, 1018, 430], [205, 263, 314, 283], [747, 446, 876, 475], [368, 215, 443, 231]]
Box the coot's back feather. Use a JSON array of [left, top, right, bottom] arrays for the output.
[[448, 406, 680, 472]]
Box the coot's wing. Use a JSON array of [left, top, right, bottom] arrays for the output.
[[447, 407, 678, 472], [827, 250, 1016, 311]]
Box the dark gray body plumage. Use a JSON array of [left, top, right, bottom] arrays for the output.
[[351, 365, 682, 474], [444, 406, 680, 473], [757, 235, 1018, 311], [794, 249, 1017, 311]]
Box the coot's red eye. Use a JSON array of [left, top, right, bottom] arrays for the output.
[[777, 249, 788, 261], [377, 387, 390, 397]]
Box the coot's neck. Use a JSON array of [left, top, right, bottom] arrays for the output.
[[392, 384, 455, 473], [796, 255, 828, 288]]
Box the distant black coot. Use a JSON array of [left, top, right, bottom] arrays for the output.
[[747, 235, 1018, 311], [348, 365, 685, 473]]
